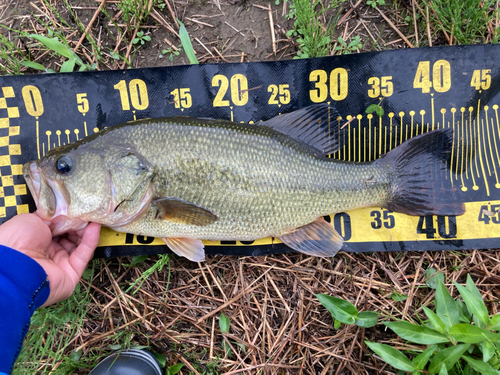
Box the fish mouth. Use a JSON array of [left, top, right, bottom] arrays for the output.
[[23, 161, 70, 221]]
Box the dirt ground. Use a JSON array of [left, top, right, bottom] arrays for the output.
[[2, 0, 500, 374]]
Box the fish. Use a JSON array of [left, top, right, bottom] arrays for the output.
[[23, 104, 465, 261]]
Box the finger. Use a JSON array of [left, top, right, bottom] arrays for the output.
[[69, 223, 101, 278]]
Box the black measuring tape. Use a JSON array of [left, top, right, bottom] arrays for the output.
[[0, 45, 499, 258]]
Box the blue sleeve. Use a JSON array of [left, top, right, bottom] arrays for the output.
[[0, 245, 50, 374]]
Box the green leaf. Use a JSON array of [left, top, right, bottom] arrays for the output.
[[462, 355, 499, 375], [425, 268, 444, 289], [334, 319, 341, 329], [365, 341, 416, 372], [60, 59, 76, 73], [438, 363, 448, 375], [449, 324, 500, 343], [422, 306, 448, 334], [428, 343, 470, 374], [482, 340, 495, 362], [219, 313, 230, 333], [127, 255, 149, 267], [109, 344, 122, 350], [435, 277, 460, 329], [413, 345, 437, 370], [222, 340, 232, 357], [366, 104, 379, 114], [455, 282, 490, 326], [167, 363, 184, 374], [425, 268, 445, 289], [27, 34, 72, 59], [375, 106, 384, 117], [68, 350, 82, 362], [20, 60, 46, 71], [177, 19, 198, 64], [143, 35, 151, 41], [384, 321, 450, 344], [355, 311, 379, 328], [388, 292, 408, 302], [153, 352, 167, 368], [316, 294, 357, 324], [488, 314, 500, 330], [465, 274, 484, 301]]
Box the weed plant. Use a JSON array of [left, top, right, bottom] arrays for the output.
[[286, 0, 346, 58], [424, 0, 500, 44]]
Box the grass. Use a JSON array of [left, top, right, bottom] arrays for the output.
[[2, 0, 500, 373]]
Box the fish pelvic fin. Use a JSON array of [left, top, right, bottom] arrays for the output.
[[378, 128, 465, 216], [260, 104, 345, 156], [278, 217, 343, 257], [152, 197, 218, 226], [163, 237, 205, 262]]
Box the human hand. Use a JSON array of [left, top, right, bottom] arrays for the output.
[[0, 213, 101, 307]]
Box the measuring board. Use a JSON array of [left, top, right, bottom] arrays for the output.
[[1, 45, 499, 258]]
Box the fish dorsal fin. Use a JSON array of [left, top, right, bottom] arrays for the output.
[[278, 217, 343, 257], [152, 197, 218, 226], [163, 237, 205, 262], [260, 104, 345, 156]]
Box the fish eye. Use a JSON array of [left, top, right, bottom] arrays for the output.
[[55, 155, 73, 175]]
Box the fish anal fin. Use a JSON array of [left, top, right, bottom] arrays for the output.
[[278, 218, 343, 257], [163, 237, 205, 262], [153, 197, 218, 226]]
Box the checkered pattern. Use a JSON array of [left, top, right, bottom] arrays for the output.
[[0, 86, 29, 218]]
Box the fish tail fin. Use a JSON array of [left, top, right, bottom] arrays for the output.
[[377, 128, 465, 216]]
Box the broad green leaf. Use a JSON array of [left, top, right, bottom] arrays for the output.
[[127, 255, 149, 267], [366, 104, 379, 114], [222, 340, 232, 357], [462, 355, 499, 375], [177, 19, 198, 64], [413, 345, 437, 370], [488, 314, 500, 330], [109, 344, 122, 350], [482, 340, 495, 362], [334, 319, 341, 329], [68, 350, 82, 361], [153, 352, 167, 368], [219, 313, 230, 333], [166, 363, 184, 374], [455, 282, 490, 326], [456, 298, 472, 322], [389, 292, 408, 302], [316, 294, 357, 325], [365, 341, 416, 372], [438, 363, 448, 375], [60, 59, 76, 73], [355, 311, 378, 328], [449, 324, 500, 343], [428, 344, 470, 374], [425, 268, 445, 289], [20, 60, 46, 70], [435, 277, 459, 329], [27, 34, 72, 59], [422, 306, 448, 334], [384, 321, 450, 344], [465, 274, 484, 301]]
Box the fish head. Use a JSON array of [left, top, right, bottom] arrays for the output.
[[24, 141, 154, 235]]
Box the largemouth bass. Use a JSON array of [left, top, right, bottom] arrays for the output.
[[23, 104, 465, 261]]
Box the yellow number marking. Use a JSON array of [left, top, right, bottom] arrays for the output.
[[268, 84, 291, 105], [170, 88, 192, 109], [22, 85, 44, 117], [113, 79, 149, 111], [471, 69, 491, 90], [212, 75, 230, 107], [76, 93, 89, 115]]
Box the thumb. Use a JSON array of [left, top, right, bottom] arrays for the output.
[[69, 223, 101, 280]]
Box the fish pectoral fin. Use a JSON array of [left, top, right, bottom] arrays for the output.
[[163, 237, 205, 262], [277, 218, 343, 257], [152, 197, 218, 226]]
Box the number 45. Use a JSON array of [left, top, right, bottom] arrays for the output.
[[470, 69, 491, 90]]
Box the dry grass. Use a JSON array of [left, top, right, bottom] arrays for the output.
[[2, 0, 500, 373]]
